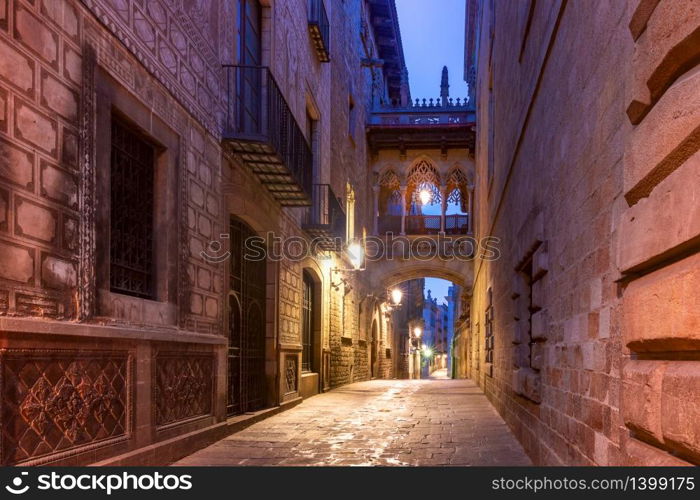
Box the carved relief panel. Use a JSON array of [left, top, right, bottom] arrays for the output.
[[0, 349, 131, 465], [154, 351, 214, 427]]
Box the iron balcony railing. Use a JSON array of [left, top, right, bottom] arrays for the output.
[[308, 0, 330, 62], [303, 184, 346, 250], [445, 214, 469, 234], [405, 215, 441, 235], [222, 65, 313, 206], [378, 215, 401, 234], [378, 214, 470, 235]]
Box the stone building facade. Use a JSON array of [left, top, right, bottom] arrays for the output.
[[464, 0, 700, 465], [0, 0, 403, 465], [422, 291, 448, 374]]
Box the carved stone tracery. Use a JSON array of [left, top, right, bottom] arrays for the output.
[[0, 350, 131, 465], [77, 43, 97, 321], [154, 352, 214, 427]]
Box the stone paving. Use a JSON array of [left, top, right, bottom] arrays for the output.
[[174, 379, 532, 466]]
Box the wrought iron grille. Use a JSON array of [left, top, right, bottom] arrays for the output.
[[379, 214, 469, 235], [484, 288, 494, 376], [228, 217, 267, 416], [222, 65, 313, 205], [302, 273, 314, 372], [445, 214, 469, 234], [109, 118, 155, 299], [378, 215, 401, 234], [302, 184, 346, 247], [405, 215, 441, 235]]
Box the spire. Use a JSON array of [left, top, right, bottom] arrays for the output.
[[440, 66, 449, 106], [400, 67, 410, 107]]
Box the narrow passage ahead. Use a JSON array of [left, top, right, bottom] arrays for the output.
[[175, 379, 531, 466]]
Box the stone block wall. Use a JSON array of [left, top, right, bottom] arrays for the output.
[[616, 0, 700, 465], [469, 0, 700, 465], [0, 0, 398, 466], [0, 0, 231, 465], [0, 0, 82, 319]]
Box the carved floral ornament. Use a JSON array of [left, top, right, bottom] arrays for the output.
[[1, 351, 130, 464], [20, 366, 119, 443], [378, 169, 401, 189], [407, 160, 441, 187], [285, 356, 298, 394], [154, 354, 213, 427], [377, 162, 472, 211]]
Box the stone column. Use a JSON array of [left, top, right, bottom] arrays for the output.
[[440, 185, 447, 233], [372, 185, 380, 235], [468, 185, 474, 233], [399, 68, 410, 107], [400, 185, 407, 235]]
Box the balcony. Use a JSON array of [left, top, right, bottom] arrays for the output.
[[303, 184, 346, 251], [378, 214, 470, 236], [405, 215, 441, 235], [367, 98, 476, 153], [369, 97, 474, 126], [308, 0, 330, 62], [223, 65, 313, 206], [444, 214, 470, 234], [378, 215, 401, 234]]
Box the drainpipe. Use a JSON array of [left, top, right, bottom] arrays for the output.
[[372, 185, 379, 235], [468, 184, 474, 233], [440, 185, 447, 233], [400, 185, 407, 235]]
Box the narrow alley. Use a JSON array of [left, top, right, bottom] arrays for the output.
[[0, 0, 697, 471], [174, 379, 531, 467]]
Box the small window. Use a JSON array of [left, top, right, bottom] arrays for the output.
[[302, 272, 315, 372], [305, 105, 321, 182], [109, 117, 156, 299], [346, 183, 355, 241], [484, 288, 494, 375]]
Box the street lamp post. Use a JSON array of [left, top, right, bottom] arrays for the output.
[[409, 324, 423, 379]]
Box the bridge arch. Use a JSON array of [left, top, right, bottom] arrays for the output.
[[365, 257, 473, 295]]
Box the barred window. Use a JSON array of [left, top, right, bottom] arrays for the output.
[[484, 287, 494, 376], [302, 272, 314, 372], [109, 117, 155, 299]]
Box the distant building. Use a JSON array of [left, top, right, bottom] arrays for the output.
[[445, 284, 461, 377], [422, 290, 448, 375], [391, 279, 425, 379]]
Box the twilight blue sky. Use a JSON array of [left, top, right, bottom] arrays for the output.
[[395, 0, 467, 304], [395, 0, 469, 102], [424, 278, 451, 305]]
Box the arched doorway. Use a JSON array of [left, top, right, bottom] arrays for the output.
[[227, 217, 267, 416], [300, 268, 322, 398], [302, 272, 315, 373]]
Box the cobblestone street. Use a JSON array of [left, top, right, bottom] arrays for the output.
[[174, 379, 531, 466]]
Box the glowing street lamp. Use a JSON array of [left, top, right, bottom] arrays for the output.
[[419, 189, 431, 205], [413, 326, 422, 338], [390, 288, 403, 306], [422, 346, 433, 358], [347, 242, 363, 270]]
